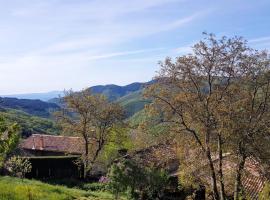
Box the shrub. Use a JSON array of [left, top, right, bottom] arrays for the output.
[[107, 159, 169, 200], [5, 156, 32, 180], [82, 182, 107, 191]]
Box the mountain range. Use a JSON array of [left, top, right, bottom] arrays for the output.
[[2, 91, 64, 101], [2, 81, 154, 102], [0, 81, 155, 136], [0, 80, 154, 119]]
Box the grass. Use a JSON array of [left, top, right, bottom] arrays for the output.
[[0, 176, 124, 200]]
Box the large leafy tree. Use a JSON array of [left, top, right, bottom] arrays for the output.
[[0, 117, 20, 168], [221, 52, 270, 199], [145, 33, 270, 200], [55, 90, 124, 178]]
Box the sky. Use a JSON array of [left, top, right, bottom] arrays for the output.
[[0, 0, 270, 94]]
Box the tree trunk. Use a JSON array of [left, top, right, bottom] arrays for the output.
[[83, 139, 89, 179], [195, 185, 206, 200], [205, 128, 220, 200], [234, 143, 246, 200], [115, 192, 119, 200], [206, 147, 220, 200], [218, 134, 226, 200]]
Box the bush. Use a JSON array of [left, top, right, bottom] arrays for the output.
[[107, 159, 169, 200], [5, 156, 32, 180], [82, 182, 107, 191]]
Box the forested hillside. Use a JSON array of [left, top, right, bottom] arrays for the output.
[[48, 81, 154, 118], [0, 81, 154, 137], [89, 81, 154, 118], [0, 97, 60, 118], [89, 81, 154, 101], [0, 97, 60, 136], [0, 108, 60, 136]]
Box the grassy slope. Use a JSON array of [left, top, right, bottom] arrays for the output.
[[0, 176, 123, 200]]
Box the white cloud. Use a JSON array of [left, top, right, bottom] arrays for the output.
[[249, 36, 270, 50], [249, 36, 270, 43], [0, 0, 211, 94]]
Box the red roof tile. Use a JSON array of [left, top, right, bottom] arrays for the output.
[[20, 134, 84, 154]]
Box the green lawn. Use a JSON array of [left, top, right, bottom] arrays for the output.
[[0, 176, 123, 200]]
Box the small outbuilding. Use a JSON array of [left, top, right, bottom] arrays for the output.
[[19, 134, 84, 179]]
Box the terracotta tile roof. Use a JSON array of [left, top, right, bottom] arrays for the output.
[[242, 158, 267, 200], [133, 143, 268, 199], [20, 134, 84, 155], [132, 142, 179, 172]]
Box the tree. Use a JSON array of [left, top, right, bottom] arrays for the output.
[[107, 162, 130, 200], [0, 117, 20, 168], [99, 127, 133, 167], [220, 52, 270, 199], [55, 90, 124, 178], [5, 156, 32, 180], [107, 159, 169, 200], [145, 33, 270, 199]]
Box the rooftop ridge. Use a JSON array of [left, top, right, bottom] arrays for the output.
[[32, 134, 82, 139]]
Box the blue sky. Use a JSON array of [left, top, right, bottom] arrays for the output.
[[0, 0, 270, 94]]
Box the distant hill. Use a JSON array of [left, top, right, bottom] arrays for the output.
[[1, 81, 155, 121], [89, 80, 155, 117], [0, 108, 60, 136], [2, 91, 64, 101], [117, 90, 151, 118], [0, 97, 60, 118], [89, 80, 155, 101], [47, 80, 155, 117]]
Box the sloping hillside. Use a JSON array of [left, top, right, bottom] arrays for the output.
[[0, 97, 59, 118], [89, 81, 154, 117], [0, 108, 60, 136], [117, 90, 151, 118], [0, 176, 124, 200], [89, 81, 154, 101], [48, 81, 154, 118]]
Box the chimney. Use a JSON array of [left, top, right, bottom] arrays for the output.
[[32, 135, 36, 150], [40, 135, 44, 150]]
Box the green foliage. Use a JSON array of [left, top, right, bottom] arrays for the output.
[[0, 176, 126, 200], [100, 127, 133, 165], [0, 97, 59, 118], [0, 109, 60, 136], [259, 182, 270, 200], [82, 182, 107, 192], [45, 178, 107, 192], [117, 90, 151, 118], [55, 89, 125, 178], [5, 156, 32, 179], [107, 163, 127, 199], [144, 168, 169, 199], [90, 82, 151, 102], [107, 159, 169, 200], [0, 117, 20, 167], [129, 109, 170, 137]]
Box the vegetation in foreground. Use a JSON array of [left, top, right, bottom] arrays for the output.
[[0, 33, 270, 200], [0, 176, 124, 200]]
